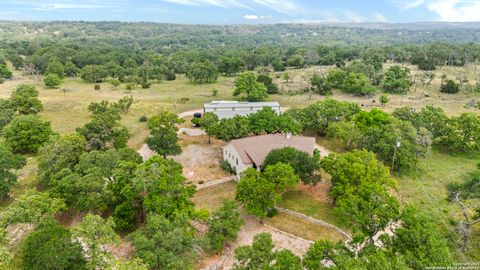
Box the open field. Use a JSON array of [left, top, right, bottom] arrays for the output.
[[397, 149, 480, 260], [1, 63, 479, 152]]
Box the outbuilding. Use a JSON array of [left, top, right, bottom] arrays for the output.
[[204, 101, 280, 119]]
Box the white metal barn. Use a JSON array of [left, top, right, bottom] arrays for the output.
[[203, 101, 281, 119]]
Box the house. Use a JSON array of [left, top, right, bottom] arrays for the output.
[[204, 101, 280, 119], [223, 133, 316, 178]]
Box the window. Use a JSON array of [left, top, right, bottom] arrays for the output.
[[232, 107, 235, 111], [236, 158, 238, 165], [250, 107, 253, 111]]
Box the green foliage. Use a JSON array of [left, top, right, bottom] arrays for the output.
[[199, 112, 219, 143], [0, 190, 66, 227], [322, 150, 399, 236], [363, 119, 430, 171], [43, 73, 62, 88], [0, 64, 12, 81], [233, 233, 301, 270], [440, 79, 460, 94], [235, 168, 279, 221], [110, 258, 149, 270], [0, 99, 14, 133], [219, 57, 245, 76], [213, 115, 250, 141], [391, 206, 452, 269], [379, 94, 389, 106], [220, 159, 236, 174], [21, 219, 86, 270], [49, 148, 141, 213], [233, 72, 268, 101], [263, 147, 320, 185], [326, 68, 347, 89], [45, 59, 65, 78], [342, 72, 376, 96], [310, 74, 332, 95], [76, 100, 131, 151], [353, 108, 392, 131], [186, 61, 218, 83], [206, 200, 244, 252], [114, 95, 133, 113], [289, 99, 360, 135], [10, 84, 43, 115], [393, 105, 448, 140], [0, 144, 26, 199], [383, 65, 412, 94], [146, 112, 184, 157], [72, 214, 119, 270], [81, 65, 108, 83], [136, 156, 195, 219], [257, 74, 279, 94], [2, 115, 53, 153], [129, 213, 195, 270], [326, 121, 363, 150], [442, 113, 480, 151], [286, 54, 306, 68]]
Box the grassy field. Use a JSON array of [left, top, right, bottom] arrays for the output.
[[397, 149, 480, 261]]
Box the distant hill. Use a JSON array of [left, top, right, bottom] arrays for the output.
[[0, 21, 479, 48]]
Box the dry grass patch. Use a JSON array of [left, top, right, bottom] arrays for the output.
[[192, 181, 236, 212], [266, 212, 346, 243]]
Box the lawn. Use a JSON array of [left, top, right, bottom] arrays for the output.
[[266, 212, 347, 243], [192, 181, 237, 212], [279, 190, 348, 232]]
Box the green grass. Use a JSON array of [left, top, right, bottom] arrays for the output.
[[192, 181, 237, 212], [279, 191, 348, 232], [398, 148, 480, 261]]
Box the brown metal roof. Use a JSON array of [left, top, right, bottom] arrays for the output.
[[231, 134, 316, 166]]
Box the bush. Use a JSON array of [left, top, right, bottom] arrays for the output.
[[43, 73, 62, 88], [139, 115, 148, 122], [220, 159, 236, 174], [440, 79, 460, 94]]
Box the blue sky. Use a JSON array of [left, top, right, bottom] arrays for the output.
[[0, 0, 479, 24]]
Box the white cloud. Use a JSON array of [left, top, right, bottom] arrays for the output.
[[427, 0, 480, 22], [392, 0, 480, 22], [243, 14, 271, 20], [162, 0, 249, 8], [391, 0, 425, 10], [35, 3, 110, 10], [374, 12, 388, 22], [342, 10, 366, 22], [253, 0, 301, 14]]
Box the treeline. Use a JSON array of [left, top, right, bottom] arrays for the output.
[[1, 24, 480, 89]]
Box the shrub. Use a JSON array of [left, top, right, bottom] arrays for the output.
[[220, 159, 236, 174], [139, 115, 148, 122], [440, 79, 460, 94], [43, 74, 62, 88]]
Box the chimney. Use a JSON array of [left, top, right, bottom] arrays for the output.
[[286, 132, 292, 139]]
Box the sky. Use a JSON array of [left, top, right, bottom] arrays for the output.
[[0, 0, 479, 24]]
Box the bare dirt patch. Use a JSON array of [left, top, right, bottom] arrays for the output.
[[297, 179, 333, 204]]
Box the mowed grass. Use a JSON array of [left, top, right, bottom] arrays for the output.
[[279, 190, 348, 232], [266, 212, 347, 242], [192, 181, 237, 212], [397, 148, 480, 260]]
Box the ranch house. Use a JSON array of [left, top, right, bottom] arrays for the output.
[[223, 133, 316, 178]]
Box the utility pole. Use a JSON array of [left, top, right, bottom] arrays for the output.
[[391, 139, 401, 175]]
